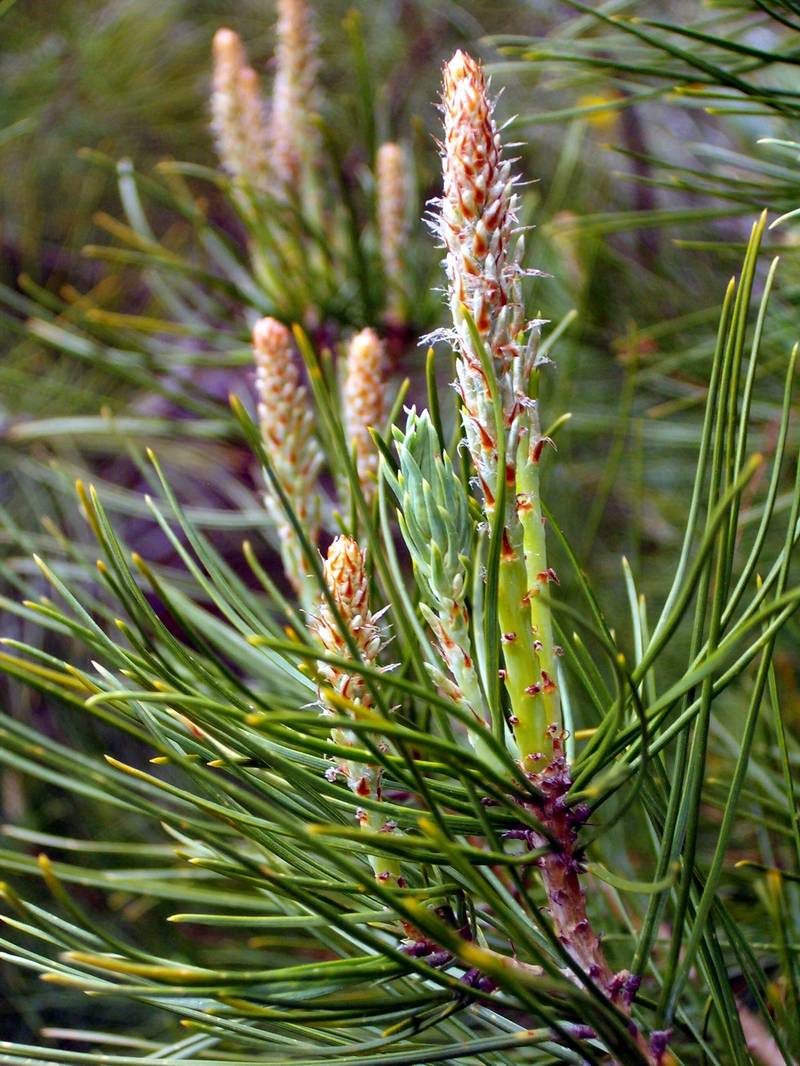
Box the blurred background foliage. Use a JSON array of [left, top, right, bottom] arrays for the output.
[[3, 0, 800, 1053], [1, 0, 524, 284]]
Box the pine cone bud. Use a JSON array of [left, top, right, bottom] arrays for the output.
[[376, 142, 410, 322], [311, 537, 392, 837], [271, 0, 321, 188], [313, 536, 383, 672], [343, 328, 389, 503], [253, 317, 322, 597], [437, 50, 535, 519], [441, 50, 520, 364], [211, 28, 270, 190], [385, 409, 489, 732], [236, 66, 271, 192]]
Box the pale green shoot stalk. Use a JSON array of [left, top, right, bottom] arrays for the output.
[[517, 375, 561, 757]]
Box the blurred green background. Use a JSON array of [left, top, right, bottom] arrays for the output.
[[1, 0, 531, 286]]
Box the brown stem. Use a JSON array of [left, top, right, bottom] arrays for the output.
[[528, 731, 660, 1065]]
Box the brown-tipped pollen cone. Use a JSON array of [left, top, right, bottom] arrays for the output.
[[310, 536, 395, 872], [211, 28, 270, 190], [432, 50, 540, 518], [376, 142, 410, 323], [211, 28, 248, 175], [252, 317, 322, 601], [312, 536, 384, 692], [270, 0, 321, 189], [440, 50, 525, 369], [343, 328, 389, 504]]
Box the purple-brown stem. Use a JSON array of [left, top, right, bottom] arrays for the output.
[[525, 732, 660, 1063]]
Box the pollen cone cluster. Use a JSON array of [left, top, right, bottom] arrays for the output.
[[211, 28, 270, 191], [343, 328, 389, 503], [253, 317, 322, 604], [271, 0, 321, 189]]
